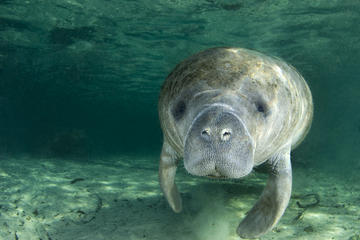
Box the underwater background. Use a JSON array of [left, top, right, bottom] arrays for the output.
[[0, 0, 360, 239]]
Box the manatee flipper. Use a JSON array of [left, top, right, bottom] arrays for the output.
[[159, 141, 182, 213], [237, 146, 292, 239]]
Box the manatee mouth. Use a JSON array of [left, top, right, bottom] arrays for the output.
[[184, 104, 254, 179], [207, 175, 227, 179], [206, 174, 228, 179], [205, 167, 228, 179]]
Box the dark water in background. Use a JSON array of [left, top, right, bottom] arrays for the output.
[[0, 0, 359, 170]]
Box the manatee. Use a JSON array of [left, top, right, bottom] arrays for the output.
[[158, 47, 313, 238]]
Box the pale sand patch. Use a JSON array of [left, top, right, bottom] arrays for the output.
[[0, 155, 359, 240]]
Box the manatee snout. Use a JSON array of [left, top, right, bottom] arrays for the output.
[[184, 105, 254, 178]]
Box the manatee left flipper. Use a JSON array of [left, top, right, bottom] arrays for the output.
[[159, 140, 182, 213], [237, 146, 292, 239]]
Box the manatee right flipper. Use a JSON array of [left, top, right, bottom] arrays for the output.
[[237, 147, 292, 239], [159, 140, 182, 213]]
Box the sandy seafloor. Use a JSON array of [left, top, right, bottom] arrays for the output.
[[0, 154, 359, 240]]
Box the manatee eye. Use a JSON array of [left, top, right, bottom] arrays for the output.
[[172, 100, 186, 121], [257, 103, 265, 113], [255, 101, 270, 117]]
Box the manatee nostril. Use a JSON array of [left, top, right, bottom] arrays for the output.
[[221, 128, 232, 141], [201, 129, 210, 136], [201, 128, 211, 141]]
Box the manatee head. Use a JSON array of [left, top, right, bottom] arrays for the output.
[[171, 87, 259, 179], [163, 48, 282, 179]]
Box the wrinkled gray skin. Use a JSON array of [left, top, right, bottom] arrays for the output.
[[158, 47, 313, 239]]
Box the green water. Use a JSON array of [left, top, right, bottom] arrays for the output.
[[0, 0, 360, 239], [0, 0, 359, 161]]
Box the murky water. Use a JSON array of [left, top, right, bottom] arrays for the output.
[[0, 0, 359, 239]]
